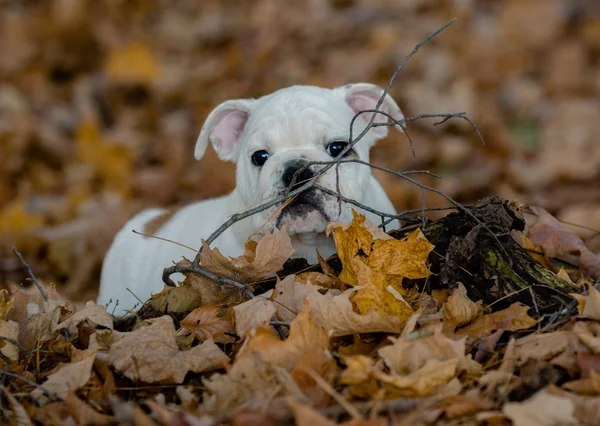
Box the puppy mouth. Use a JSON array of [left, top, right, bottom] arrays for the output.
[[275, 190, 331, 231]]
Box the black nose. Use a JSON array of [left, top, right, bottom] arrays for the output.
[[281, 160, 314, 191]]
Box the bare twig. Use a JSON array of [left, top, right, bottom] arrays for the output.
[[162, 262, 253, 298], [12, 247, 48, 302], [0, 370, 62, 401]]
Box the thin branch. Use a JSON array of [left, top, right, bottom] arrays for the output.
[[162, 262, 253, 298], [0, 370, 62, 401], [12, 247, 48, 302], [0, 336, 30, 355]]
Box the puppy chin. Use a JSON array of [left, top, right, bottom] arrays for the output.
[[277, 206, 328, 235]]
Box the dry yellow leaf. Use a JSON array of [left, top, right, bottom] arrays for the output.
[[105, 41, 161, 85], [442, 282, 482, 328], [329, 211, 433, 321]]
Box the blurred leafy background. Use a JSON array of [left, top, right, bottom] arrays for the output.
[[1, 0, 599, 300]]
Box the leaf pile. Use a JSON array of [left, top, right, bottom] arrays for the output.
[[2, 204, 600, 425]]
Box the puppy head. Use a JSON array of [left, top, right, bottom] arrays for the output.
[[195, 83, 404, 235]]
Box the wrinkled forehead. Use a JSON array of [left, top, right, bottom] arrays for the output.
[[245, 87, 356, 147]]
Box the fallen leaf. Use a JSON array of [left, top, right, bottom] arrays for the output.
[[379, 324, 474, 376], [234, 290, 276, 336], [375, 358, 461, 397], [274, 277, 405, 337], [109, 316, 228, 384], [503, 388, 577, 426], [54, 300, 113, 332], [456, 303, 537, 340], [201, 303, 329, 415], [0, 319, 19, 362], [199, 226, 295, 284], [64, 392, 114, 425], [442, 282, 482, 329], [328, 212, 433, 321], [179, 305, 235, 343], [32, 355, 95, 399], [528, 206, 600, 279], [513, 331, 578, 363], [571, 283, 600, 321]]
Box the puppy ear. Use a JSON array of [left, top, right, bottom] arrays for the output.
[[195, 99, 254, 161], [336, 83, 404, 140]]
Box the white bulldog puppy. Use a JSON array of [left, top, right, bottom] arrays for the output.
[[98, 83, 404, 315]]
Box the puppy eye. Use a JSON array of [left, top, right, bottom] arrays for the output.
[[326, 141, 349, 158], [251, 150, 270, 166]]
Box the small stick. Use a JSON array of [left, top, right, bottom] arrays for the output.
[[0, 370, 62, 401], [12, 247, 47, 302]]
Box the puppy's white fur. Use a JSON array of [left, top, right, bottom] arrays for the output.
[[98, 83, 404, 315]]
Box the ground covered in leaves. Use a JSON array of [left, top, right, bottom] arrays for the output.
[[1, 0, 599, 299], [2, 199, 600, 425]]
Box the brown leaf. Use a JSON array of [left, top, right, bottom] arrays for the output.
[[199, 226, 295, 284], [201, 304, 329, 415], [528, 206, 600, 279], [250, 225, 296, 278], [54, 301, 113, 332], [572, 283, 600, 321], [109, 316, 228, 384], [64, 392, 114, 425], [0, 319, 19, 362], [513, 331, 579, 363], [379, 324, 479, 377], [274, 277, 405, 337], [456, 303, 538, 340], [32, 355, 95, 399], [147, 284, 205, 313], [179, 305, 235, 343], [374, 358, 461, 398], [442, 282, 482, 329], [234, 290, 276, 336], [503, 388, 577, 426]]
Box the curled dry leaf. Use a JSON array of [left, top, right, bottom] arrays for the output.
[[234, 290, 276, 336], [64, 392, 114, 426], [178, 305, 235, 344], [328, 212, 433, 321], [528, 206, 600, 279], [513, 330, 579, 363], [274, 277, 404, 337], [54, 301, 113, 332], [109, 316, 228, 384], [31, 355, 95, 399], [442, 282, 482, 329], [374, 358, 461, 398], [379, 324, 474, 376], [503, 388, 578, 426], [455, 303, 538, 341], [0, 319, 19, 362], [22, 294, 71, 350], [0, 290, 19, 361], [201, 304, 329, 415], [200, 225, 295, 284], [571, 283, 600, 321]]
